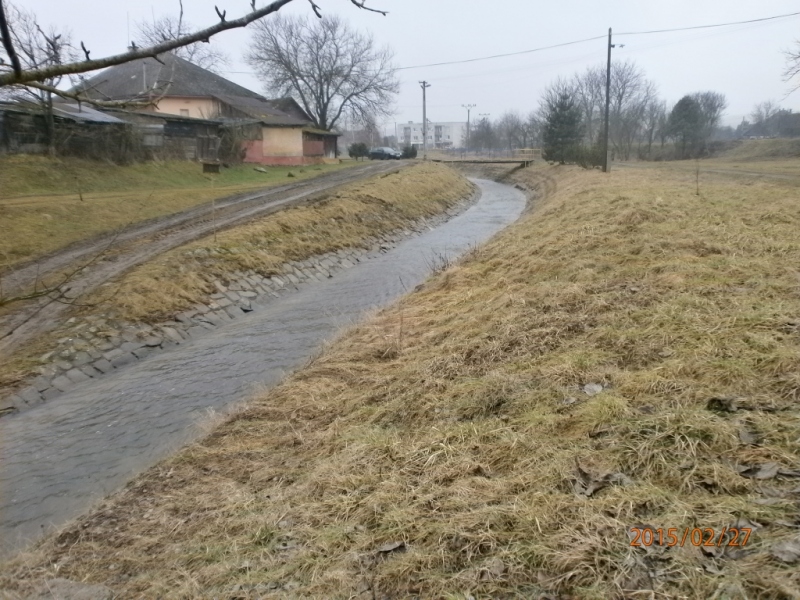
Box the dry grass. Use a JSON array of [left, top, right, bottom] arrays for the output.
[[3, 163, 800, 599], [0, 155, 356, 268], [88, 162, 473, 323]]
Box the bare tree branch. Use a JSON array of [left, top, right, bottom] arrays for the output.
[[3, 0, 385, 87], [0, 0, 22, 75]]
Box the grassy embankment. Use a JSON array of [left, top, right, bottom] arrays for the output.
[[87, 162, 473, 323], [4, 163, 800, 598], [0, 155, 356, 268]]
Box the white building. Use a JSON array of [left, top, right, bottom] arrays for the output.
[[400, 121, 467, 149]]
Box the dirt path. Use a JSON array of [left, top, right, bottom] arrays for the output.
[[0, 161, 406, 358]]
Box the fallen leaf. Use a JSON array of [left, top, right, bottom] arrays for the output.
[[376, 541, 405, 554], [707, 397, 738, 413], [738, 427, 762, 446], [583, 383, 604, 397], [771, 535, 800, 563], [738, 462, 780, 479], [779, 468, 800, 478]]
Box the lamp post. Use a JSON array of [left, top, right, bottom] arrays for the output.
[[420, 81, 431, 160], [462, 103, 475, 153]]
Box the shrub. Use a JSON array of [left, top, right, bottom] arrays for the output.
[[401, 145, 418, 159], [348, 142, 369, 160]]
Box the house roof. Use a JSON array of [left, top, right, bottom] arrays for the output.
[[0, 100, 126, 124], [213, 94, 309, 127], [71, 52, 266, 101]]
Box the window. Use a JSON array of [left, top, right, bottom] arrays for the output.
[[180, 109, 190, 117]]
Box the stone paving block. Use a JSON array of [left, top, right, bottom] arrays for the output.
[[187, 326, 207, 338], [33, 376, 51, 392], [55, 359, 73, 371], [239, 291, 257, 299], [213, 280, 227, 293], [72, 351, 93, 367], [102, 348, 123, 361], [122, 331, 139, 343], [79, 365, 102, 378], [215, 309, 233, 322], [4, 396, 23, 412], [200, 313, 223, 326], [132, 347, 151, 359], [286, 273, 300, 284], [193, 304, 210, 315], [18, 386, 43, 404], [224, 306, 242, 319], [198, 321, 215, 330], [87, 348, 102, 360], [224, 291, 241, 302], [210, 292, 225, 300], [120, 341, 144, 352], [65, 368, 91, 384], [110, 353, 136, 369], [216, 297, 233, 308], [162, 327, 183, 344], [92, 358, 113, 374], [176, 311, 197, 325], [41, 388, 61, 401], [144, 336, 163, 347], [51, 375, 75, 392]]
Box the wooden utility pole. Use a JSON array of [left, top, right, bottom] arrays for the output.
[[603, 28, 612, 173], [420, 80, 431, 160]]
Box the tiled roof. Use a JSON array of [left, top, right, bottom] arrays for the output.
[[71, 53, 265, 101]]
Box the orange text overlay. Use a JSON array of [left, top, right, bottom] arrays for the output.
[[629, 527, 752, 548]]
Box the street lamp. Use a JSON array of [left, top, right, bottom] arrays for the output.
[[462, 104, 475, 153]]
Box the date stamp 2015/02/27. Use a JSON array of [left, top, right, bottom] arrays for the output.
[[629, 527, 752, 548]]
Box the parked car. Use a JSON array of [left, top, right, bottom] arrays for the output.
[[369, 147, 401, 160]]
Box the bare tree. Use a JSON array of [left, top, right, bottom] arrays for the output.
[[0, 0, 387, 89], [751, 100, 779, 124], [0, 1, 72, 153], [785, 42, 800, 93], [691, 91, 727, 142], [640, 98, 667, 156], [496, 110, 523, 154], [246, 14, 397, 131], [136, 5, 228, 73], [607, 61, 656, 161], [572, 65, 605, 145]]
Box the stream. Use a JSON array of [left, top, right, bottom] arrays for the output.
[[0, 178, 526, 557]]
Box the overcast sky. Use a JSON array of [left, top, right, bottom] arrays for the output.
[[19, 0, 800, 134]]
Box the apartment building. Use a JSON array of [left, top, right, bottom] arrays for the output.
[[401, 121, 467, 149]]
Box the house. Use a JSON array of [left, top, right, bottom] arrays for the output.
[[72, 53, 339, 165]]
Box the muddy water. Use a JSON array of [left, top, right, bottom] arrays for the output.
[[0, 179, 526, 557]]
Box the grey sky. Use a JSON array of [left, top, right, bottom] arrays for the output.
[[20, 0, 800, 134]]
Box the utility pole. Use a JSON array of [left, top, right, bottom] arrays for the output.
[[420, 80, 431, 160], [462, 103, 475, 153], [603, 28, 612, 173], [602, 28, 624, 173]]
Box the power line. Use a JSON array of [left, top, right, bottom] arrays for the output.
[[396, 9, 800, 72], [397, 35, 606, 71], [617, 10, 800, 36]]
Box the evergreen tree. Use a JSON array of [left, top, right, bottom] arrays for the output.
[[542, 92, 584, 164], [666, 96, 704, 159]]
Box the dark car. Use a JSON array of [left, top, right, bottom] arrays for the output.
[[369, 147, 401, 160]]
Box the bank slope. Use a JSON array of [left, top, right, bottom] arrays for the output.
[[4, 164, 800, 599]]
